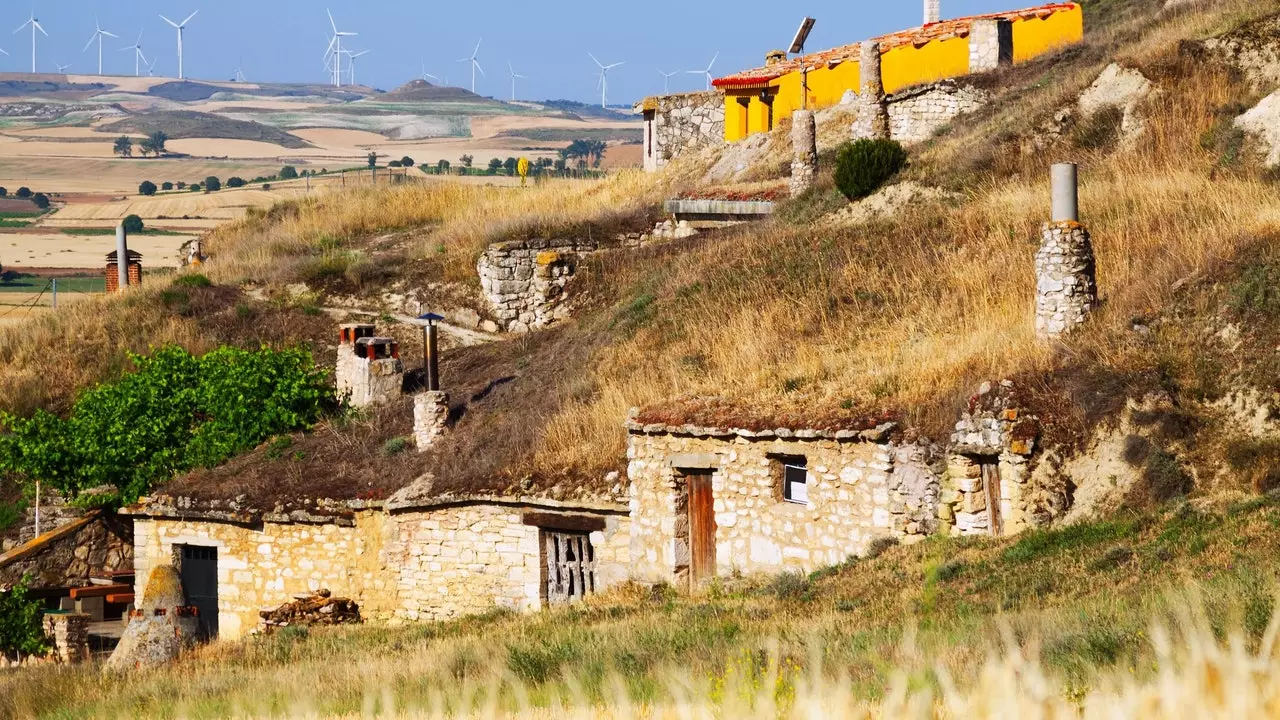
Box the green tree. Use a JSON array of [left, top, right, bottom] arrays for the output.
[[0, 576, 49, 660], [0, 187, 7, 197], [139, 180, 158, 196], [226, 177, 246, 188], [31, 194, 49, 210], [113, 136, 133, 158], [486, 157, 502, 175], [503, 157, 518, 176], [400, 156, 415, 167], [161, 181, 174, 191], [0, 346, 331, 506], [279, 166, 299, 180], [189, 184, 201, 192], [388, 160, 402, 168], [367, 152, 378, 168], [122, 215, 144, 233], [139, 131, 168, 158], [204, 176, 222, 192], [15, 188, 31, 199], [175, 181, 186, 190], [459, 154, 474, 169], [436, 159, 450, 173]]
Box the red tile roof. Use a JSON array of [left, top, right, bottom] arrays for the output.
[[712, 3, 1079, 89]]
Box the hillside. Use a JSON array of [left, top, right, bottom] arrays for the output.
[[99, 110, 313, 149], [1, 0, 1279, 714]]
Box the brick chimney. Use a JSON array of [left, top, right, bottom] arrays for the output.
[[924, 0, 941, 25], [335, 325, 403, 407]]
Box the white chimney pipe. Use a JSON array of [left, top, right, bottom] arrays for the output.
[[924, 0, 941, 24]]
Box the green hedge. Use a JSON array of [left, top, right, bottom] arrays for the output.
[[833, 139, 909, 201]]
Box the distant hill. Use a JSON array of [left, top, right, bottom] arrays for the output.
[[538, 99, 634, 120], [147, 80, 367, 103], [378, 79, 492, 103], [99, 110, 311, 149]]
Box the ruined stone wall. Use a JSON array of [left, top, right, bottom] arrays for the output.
[[0, 512, 132, 589], [627, 431, 939, 585], [478, 238, 599, 333], [886, 80, 991, 144], [387, 505, 631, 622], [642, 91, 725, 172], [132, 513, 396, 640]]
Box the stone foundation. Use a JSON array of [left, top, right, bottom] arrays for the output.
[[790, 110, 818, 197], [1035, 221, 1097, 339], [478, 238, 598, 333], [626, 427, 938, 585], [637, 91, 726, 172], [43, 613, 90, 664]]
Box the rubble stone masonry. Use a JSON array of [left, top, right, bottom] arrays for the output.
[[641, 91, 725, 172], [627, 430, 939, 585], [886, 81, 992, 144], [1035, 221, 1097, 339], [477, 238, 599, 332]]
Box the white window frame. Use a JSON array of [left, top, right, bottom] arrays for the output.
[[782, 462, 809, 505]]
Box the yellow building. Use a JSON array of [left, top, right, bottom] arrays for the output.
[[713, 3, 1084, 142]]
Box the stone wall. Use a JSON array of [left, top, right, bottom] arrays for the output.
[[477, 238, 599, 333], [640, 91, 725, 172], [132, 513, 397, 640], [886, 80, 992, 144], [626, 429, 939, 585], [386, 505, 631, 622], [131, 502, 631, 639], [969, 19, 1014, 73], [939, 382, 1039, 536], [0, 511, 132, 589]]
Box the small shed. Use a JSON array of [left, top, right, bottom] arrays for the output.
[[105, 249, 143, 292]]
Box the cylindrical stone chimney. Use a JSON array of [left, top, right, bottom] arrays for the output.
[[790, 110, 818, 197], [853, 41, 890, 140], [1036, 164, 1097, 339]]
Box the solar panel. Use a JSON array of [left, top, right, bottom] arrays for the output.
[[789, 17, 817, 56]]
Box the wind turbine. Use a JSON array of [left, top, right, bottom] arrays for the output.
[[13, 12, 48, 74], [56, 62, 71, 73], [457, 39, 483, 94], [83, 19, 118, 75], [420, 60, 438, 83], [159, 10, 198, 80], [508, 62, 525, 102], [346, 50, 370, 86], [233, 66, 246, 82], [589, 52, 623, 109], [688, 52, 719, 91], [120, 30, 148, 77], [325, 9, 357, 87], [660, 70, 679, 93], [145, 56, 158, 77]]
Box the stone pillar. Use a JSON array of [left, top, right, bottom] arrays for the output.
[[969, 19, 1013, 73], [852, 41, 890, 140], [43, 613, 90, 664], [789, 110, 818, 197], [1035, 222, 1097, 339], [924, 0, 941, 24], [413, 392, 450, 451]]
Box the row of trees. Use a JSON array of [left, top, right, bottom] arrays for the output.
[[0, 187, 49, 209], [137, 166, 313, 196], [113, 132, 169, 159]]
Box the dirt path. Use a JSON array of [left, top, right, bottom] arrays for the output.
[[321, 307, 500, 347]]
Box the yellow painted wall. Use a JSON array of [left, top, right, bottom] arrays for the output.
[[720, 4, 1084, 142], [882, 34, 971, 95], [1011, 5, 1084, 62]]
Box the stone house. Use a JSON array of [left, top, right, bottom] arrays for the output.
[[624, 401, 942, 587]]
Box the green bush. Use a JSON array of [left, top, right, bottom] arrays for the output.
[[0, 576, 49, 660], [204, 176, 222, 192], [161, 181, 174, 191], [171, 273, 212, 288], [122, 214, 144, 233], [833, 139, 908, 200], [15, 187, 31, 199], [31, 194, 49, 210], [226, 177, 246, 189], [0, 346, 332, 506], [279, 166, 299, 180], [139, 180, 158, 197]]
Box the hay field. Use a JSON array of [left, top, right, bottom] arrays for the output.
[[0, 157, 288, 193], [44, 186, 315, 226], [0, 232, 189, 268]]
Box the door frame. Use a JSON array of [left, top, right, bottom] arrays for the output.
[[175, 544, 219, 640]]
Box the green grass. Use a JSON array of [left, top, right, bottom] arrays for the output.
[[0, 274, 105, 293], [0, 219, 31, 228], [0, 211, 47, 219]]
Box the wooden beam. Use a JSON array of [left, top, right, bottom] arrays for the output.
[[69, 584, 132, 600], [522, 512, 606, 533], [105, 593, 135, 605]]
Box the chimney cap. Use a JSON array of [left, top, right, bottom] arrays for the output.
[[417, 312, 445, 324]]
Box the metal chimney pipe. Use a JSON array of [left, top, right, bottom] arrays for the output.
[[1051, 162, 1079, 223], [426, 322, 440, 391], [116, 222, 129, 291]]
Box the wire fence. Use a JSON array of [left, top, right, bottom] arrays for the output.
[[0, 277, 106, 323]]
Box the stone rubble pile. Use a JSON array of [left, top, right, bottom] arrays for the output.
[[259, 589, 361, 631]]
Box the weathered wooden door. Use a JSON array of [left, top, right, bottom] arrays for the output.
[[544, 531, 596, 604], [687, 473, 717, 588], [982, 462, 1004, 537], [179, 545, 219, 640]]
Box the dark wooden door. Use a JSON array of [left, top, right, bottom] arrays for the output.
[[179, 545, 219, 640], [687, 473, 717, 588], [982, 462, 1004, 537]]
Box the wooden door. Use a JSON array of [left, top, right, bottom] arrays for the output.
[[179, 545, 219, 640], [687, 473, 717, 588], [982, 462, 1003, 537], [544, 531, 596, 605]]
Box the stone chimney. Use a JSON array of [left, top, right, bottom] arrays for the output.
[[1035, 163, 1097, 339], [765, 50, 787, 66], [852, 41, 890, 140], [336, 330, 403, 407], [924, 0, 941, 25], [413, 392, 450, 451]]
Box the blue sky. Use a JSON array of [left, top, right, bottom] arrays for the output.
[[9, 1, 1029, 103]]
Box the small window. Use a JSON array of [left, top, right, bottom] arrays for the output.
[[771, 454, 809, 505]]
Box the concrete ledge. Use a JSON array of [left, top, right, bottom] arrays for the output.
[[663, 199, 776, 217]]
